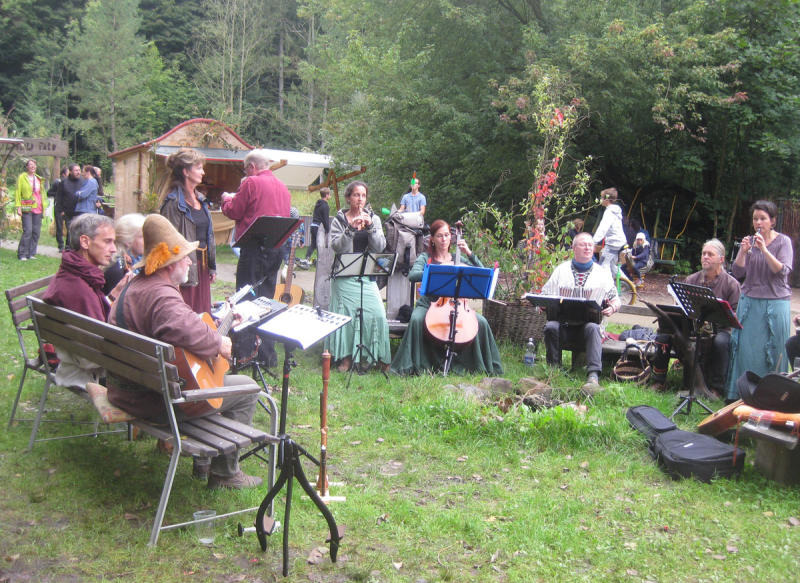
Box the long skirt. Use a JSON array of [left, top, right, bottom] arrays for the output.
[[180, 262, 212, 314], [391, 297, 504, 376], [726, 294, 791, 400], [326, 276, 391, 367]]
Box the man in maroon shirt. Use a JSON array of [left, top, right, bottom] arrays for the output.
[[222, 149, 291, 367], [650, 238, 741, 396], [108, 214, 262, 490], [43, 213, 116, 388], [221, 149, 291, 300]]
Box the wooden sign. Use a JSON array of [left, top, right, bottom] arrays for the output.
[[13, 138, 69, 159]]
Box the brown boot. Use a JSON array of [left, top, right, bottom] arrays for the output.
[[207, 470, 263, 490]]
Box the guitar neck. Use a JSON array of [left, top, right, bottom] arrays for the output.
[[216, 310, 236, 337], [284, 244, 297, 293]]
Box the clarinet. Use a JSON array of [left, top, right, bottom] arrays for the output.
[[316, 351, 330, 497]]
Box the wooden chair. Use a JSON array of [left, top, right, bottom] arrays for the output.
[[5, 275, 55, 427], [26, 296, 279, 545]]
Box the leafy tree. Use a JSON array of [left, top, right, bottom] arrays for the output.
[[65, 0, 150, 154], [313, 0, 531, 216], [133, 44, 204, 139], [192, 0, 275, 131]]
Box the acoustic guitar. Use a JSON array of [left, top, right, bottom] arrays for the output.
[[275, 230, 305, 306], [697, 399, 743, 436], [173, 284, 252, 416]]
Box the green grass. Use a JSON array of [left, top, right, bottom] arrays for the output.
[[1, 246, 799, 581]]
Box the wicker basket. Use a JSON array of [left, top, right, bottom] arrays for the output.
[[483, 298, 546, 344]]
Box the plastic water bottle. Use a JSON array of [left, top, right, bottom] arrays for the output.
[[523, 337, 536, 367]]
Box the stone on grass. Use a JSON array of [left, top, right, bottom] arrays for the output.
[[442, 383, 491, 402], [478, 377, 515, 395]]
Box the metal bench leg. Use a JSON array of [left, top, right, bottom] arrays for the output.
[[26, 378, 53, 450], [8, 365, 29, 427], [149, 447, 182, 546]]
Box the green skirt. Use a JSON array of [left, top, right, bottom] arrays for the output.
[[326, 276, 391, 366], [726, 294, 791, 400], [390, 296, 504, 376]]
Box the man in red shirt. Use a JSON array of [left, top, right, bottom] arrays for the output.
[[222, 150, 292, 367], [221, 149, 291, 300]]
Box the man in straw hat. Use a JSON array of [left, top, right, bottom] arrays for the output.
[[107, 214, 262, 490]]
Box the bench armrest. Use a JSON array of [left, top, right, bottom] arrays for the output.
[[180, 383, 261, 402]]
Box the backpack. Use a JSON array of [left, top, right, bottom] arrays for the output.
[[384, 211, 426, 276]]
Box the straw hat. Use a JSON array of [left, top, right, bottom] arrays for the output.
[[132, 214, 199, 274]]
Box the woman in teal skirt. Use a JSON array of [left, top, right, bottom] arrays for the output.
[[391, 219, 503, 376], [327, 181, 391, 373], [726, 200, 793, 401]]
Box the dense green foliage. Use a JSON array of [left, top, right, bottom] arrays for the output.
[[2, 0, 799, 255]]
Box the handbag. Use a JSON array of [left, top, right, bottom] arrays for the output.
[[613, 341, 652, 384]]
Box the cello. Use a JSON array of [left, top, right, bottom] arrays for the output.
[[423, 222, 480, 349]]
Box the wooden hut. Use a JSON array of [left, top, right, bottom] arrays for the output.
[[108, 118, 336, 243]]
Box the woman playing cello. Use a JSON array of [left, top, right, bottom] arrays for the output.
[[391, 219, 503, 376]]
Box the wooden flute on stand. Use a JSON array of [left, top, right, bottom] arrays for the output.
[[317, 351, 345, 502]]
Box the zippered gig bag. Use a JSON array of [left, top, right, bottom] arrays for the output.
[[650, 429, 745, 483], [626, 405, 676, 443], [737, 371, 800, 413]]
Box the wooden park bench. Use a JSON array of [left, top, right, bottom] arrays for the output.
[[25, 296, 279, 546]]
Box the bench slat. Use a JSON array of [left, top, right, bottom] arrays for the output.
[[30, 300, 176, 361], [202, 414, 274, 443], [181, 384, 261, 402], [183, 418, 254, 450], [35, 322, 179, 395], [133, 421, 219, 457], [177, 422, 239, 455]]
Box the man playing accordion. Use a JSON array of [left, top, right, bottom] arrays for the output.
[[540, 232, 620, 392]]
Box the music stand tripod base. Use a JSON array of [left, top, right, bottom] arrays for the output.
[[250, 307, 352, 576], [666, 279, 738, 419]]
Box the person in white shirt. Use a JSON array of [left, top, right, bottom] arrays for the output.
[[592, 187, 627, 276]]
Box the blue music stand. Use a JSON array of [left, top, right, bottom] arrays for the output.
[[420, 263, 497, 375]]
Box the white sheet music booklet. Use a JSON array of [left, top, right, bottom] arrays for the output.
[[256, 304, 352, 350]]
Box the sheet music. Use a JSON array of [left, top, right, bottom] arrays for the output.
[[256, 305, 352, 349], [232, 297, 289, 332]]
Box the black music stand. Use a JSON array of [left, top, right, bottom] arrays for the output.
[[668, 280, 742, 419], [332, 251, 397, 387], [234, 217, 302, 368], [523, 293, 604, 325], [248, 305, 351, 576], [233, 215, 301, 249], [420, 263, 497, 375]]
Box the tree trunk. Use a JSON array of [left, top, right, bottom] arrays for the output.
[[278, 22, 285, 117]]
